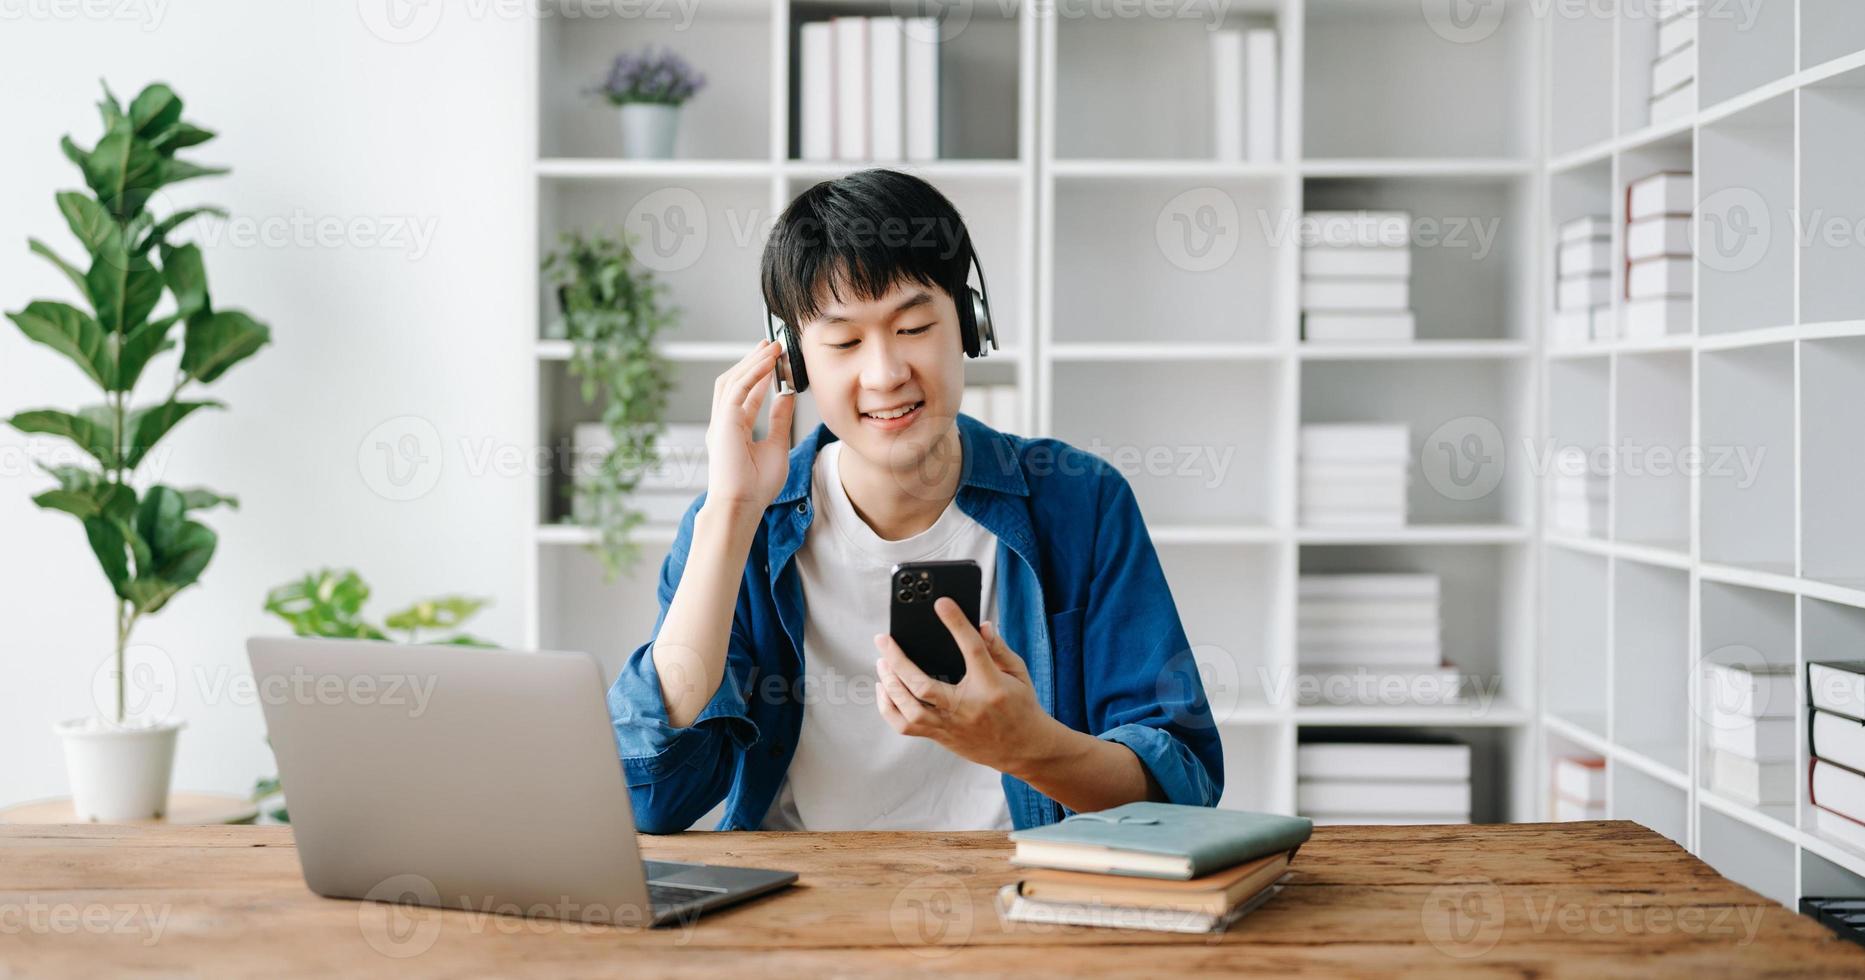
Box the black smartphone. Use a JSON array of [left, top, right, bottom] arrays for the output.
[[888, 560, 981, 685]]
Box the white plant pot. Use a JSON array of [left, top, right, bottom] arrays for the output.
[[618, 103, 681, 160], [55, 716, 183, 822]]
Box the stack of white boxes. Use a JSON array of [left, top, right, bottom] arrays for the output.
[[1551, 755, 1606, 821], [1298, 211, 1414, 343], [1549, 446, 1608, 537], [1297, 737, 1472, 826], [1553, 216, 1611, 346], [572, 422, 709, 527], [1703, 655, 1797, 807], [1296, 573, 1464, 707], [1649, 0, 1699, 127], [1624, 170, 1694, 340], [1299, 424, 1408, 527]]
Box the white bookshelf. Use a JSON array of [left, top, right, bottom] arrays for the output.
[[517, 0, 1854, 883], [1538, 0, 1865, 908]]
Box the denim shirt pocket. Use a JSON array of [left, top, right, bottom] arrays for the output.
[[1047, 606, 1086, 728]]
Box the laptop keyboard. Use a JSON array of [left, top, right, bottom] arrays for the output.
[[645, 880, 712, 911]]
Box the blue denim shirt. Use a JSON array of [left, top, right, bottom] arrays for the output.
[[606, 413, 1223, 832]]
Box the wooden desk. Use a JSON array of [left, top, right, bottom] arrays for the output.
[[1, 821, 1859, 977]]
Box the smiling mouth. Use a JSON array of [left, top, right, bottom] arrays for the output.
[[862, 401, 924, 422]]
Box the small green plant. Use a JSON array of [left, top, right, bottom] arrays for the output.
[[8, 81, 271, 724], [542, 229, 677, 580], [255, 568, 496, 821]]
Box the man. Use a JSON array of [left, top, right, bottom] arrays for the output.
[[608, 169, 1221, 832]]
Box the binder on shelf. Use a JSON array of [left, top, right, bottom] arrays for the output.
[[1245, 28, 1278, 162], [799, 21, 834, 161], [833, 17, 869, 160], [904, 17, 939, 160], [1211, 30, 1244, 161], [868, 16, 904, 162]]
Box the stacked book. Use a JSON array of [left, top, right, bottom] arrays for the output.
[[1297, 736, 1472, 825], [1649, 1, 1699, 127], [1809, 662, 1865, 847], [1624, 171, 1694, 340], [1296, 574, 1463, 707], [1549, 446, 1607, 537], [799, 16, 939, 162], [1298, 211, 1414, 343], [1551, 755, 1606, 821], [572, 421, 708, 526], [999, 803, 1312, 934], [1704, 654, 1796, 807], [1299, 424, 1409, 527], [1209, 28, 1278, 162], [1552, 216, 1611, 346], [959, 384, 1023, 434]]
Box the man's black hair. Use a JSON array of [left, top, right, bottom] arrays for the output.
[[760, 168, 974, 332]]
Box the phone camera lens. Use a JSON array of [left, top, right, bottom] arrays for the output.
[[915, 579, 932, 594], [897, 588, 914, 603]]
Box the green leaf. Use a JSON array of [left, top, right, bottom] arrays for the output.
[[157, 158, 230, 190], [56, 191, 122, 257], [29, 465, 135, 522], [383, 595, 490, 633], [128, 84, 182, 140], [83, 515, 134, 597], [26, 239, 91, 305], [115, 316, 176, 393], [262, 569, 388, 641], [181, 310, 269, 383], [162, 244, 209, 323], [10, 406, 121, 468], [60, 135, 88, 171], [127, 486, 218, 613], [177, 487, 237, 513], [135, 485, 184, 557], [151, 123, 215, 153], [96, 81, 124, 130], [6, 302, 109, 388], [135, 206, 226, 256], [82, 122, 165, 219], [124, 400, 221, 469], [86, 246, 164, 340]]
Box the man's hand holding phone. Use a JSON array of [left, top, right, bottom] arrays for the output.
[[871, 599, 1063, 779]]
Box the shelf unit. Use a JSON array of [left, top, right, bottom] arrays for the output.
[[1539, 0, 1865, 907]]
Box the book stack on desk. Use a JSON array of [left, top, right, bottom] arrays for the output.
[[1551, 755, 1606, 821], [1295, 573, 1464, 706], [1296, 735, 1471, 825], [1623, 171, 1694, 340], [1299, 424, 1409, 527], [1553, 216, 1611, 346], [572, 422, 708, 526], [1704, 655, 1796, 807], [1808, 662, 1865, 846], [998, 803, 1312, 934], [1298, 211, 1414, 343]]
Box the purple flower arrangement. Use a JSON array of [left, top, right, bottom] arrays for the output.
[[595, 45, 707, 106]]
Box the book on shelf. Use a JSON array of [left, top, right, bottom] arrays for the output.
[[1298, 597, 1438, 626], [1649, 80, 1697, 127], [810, 16, 941, 162], [1813, 805, 1865, 853], [1709, 748, 1794, 807], [1297, 779, 1471, 818], [1626, 215, 1691, 262], [1650, 41, 1697, 98], [1300, 461, 1411, 485], [1298, 622, 1439, 649], [1211, 31, 1244, 161], [799, 22, 834, 161], [1811, 760, 1865, 837], [1301, 246, 1411, 279], [1245, 28, 1277, 162], [832, 17, 869, 160], [1297, 738, 1470, 782], [1701, 656, 1796, 720], [904, 17, 938, 160], [1300, 279, 1409, 312], [1551, 307, 1605, 347], [1658, 6, 1697, 55], [1810, 661, 1865, 721], [1300, 424, 1409, 461], [868, 16, 904, 161], [1814, 709, 1865, 775], [1627, 255, 1692, 300], [1303, 312, 1415, 343], [1555, 755, 1606, 805], [1297, 647, 1444, 670], [1704, 716, 1796, 762], [1559, 215, 1610, 245], [1296, 482, 1408, 512], [1008, 802, 1313, 880], [1558, 238, 1613, 278], [1627, 171, 1693, 221], [1558, 274, 1611, 312], [1300, 211, 1411, 249], [1299, 574, 1439, 600], [1621, 296, 1691, 340]]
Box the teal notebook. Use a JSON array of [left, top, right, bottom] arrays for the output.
[[1008, 802, 1313, 880]]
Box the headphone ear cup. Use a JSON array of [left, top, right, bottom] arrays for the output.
[[784, 326, 810, 393], [968, 286, 994, 357]]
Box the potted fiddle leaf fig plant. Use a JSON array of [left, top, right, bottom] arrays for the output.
[[594, 45, 707, 160], [8, 81, 271, 821]]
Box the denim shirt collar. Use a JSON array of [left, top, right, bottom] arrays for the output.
[[771, 412, 1030, 506]]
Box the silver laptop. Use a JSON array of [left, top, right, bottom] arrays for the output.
[[247, 636, 796, 928]]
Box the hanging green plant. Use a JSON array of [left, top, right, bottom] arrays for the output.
[[541, 229, 677, 580]]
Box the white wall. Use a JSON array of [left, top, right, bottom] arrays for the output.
[[0, 3, 533, 806]]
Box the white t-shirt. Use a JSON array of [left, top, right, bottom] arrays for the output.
[[760, 440, 1013, 831]]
